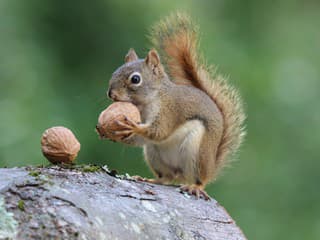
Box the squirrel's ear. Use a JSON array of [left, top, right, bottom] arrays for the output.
[[125, 48, 138, 63], [145, 49, 161, 68]]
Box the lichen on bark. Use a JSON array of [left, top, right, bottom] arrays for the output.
[[0, 197, 18, 239]]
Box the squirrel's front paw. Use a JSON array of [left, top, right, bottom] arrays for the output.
[[114, 117, 147, 137]]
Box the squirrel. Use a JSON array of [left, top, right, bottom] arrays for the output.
[[107, 13, 246, 200]]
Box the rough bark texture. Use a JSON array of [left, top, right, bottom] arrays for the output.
[[0, 166, 246, 240]]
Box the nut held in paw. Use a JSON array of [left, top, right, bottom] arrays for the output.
[[41, 126, 81, 164], [96, 102, 141, 142]]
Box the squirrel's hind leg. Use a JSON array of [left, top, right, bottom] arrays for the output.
[[179, 133, 218, 201]]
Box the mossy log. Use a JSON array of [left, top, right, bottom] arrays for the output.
[[0, 166, 246, 240]]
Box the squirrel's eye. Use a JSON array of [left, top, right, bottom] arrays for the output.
[[129, 72, 142, 85], [131, 75, 140, 84]]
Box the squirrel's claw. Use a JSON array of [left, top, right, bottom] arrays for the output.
[[115, 119, 133, 130], [124, 117, 140, 128], [114, 130, 134, 136], [180, 185, 210, 200]]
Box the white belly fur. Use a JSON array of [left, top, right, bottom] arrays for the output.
[[148, 120, 205, 183]]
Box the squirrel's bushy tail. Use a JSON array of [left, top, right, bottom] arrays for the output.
[[150, 13, 246, 171]]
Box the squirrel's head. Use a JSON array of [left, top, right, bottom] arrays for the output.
[[107, 48, 165, 106]]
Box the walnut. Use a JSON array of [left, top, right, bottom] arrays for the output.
[[96, 102, 141, 142], [41, 126, 81, 164]]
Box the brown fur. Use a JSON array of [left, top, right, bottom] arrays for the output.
[[150, 13, 246, 172]]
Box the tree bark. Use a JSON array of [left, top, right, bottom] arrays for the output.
[[0, 166, 246, 240]]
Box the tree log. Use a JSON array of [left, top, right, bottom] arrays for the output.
[[0, 166, 246, 240]]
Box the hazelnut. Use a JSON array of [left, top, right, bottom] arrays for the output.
[[41, 126, 81, 164], [96, 102, 141, 142]]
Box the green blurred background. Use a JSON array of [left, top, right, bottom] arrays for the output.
[[1, 0, 320, 239]]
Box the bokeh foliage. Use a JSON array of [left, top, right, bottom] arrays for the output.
[[1, 0, 320, 239]]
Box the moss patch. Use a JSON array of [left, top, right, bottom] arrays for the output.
[[17, 200, 25, 211], [81, 165, 101, 173], [29, 170, 41, 177]]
